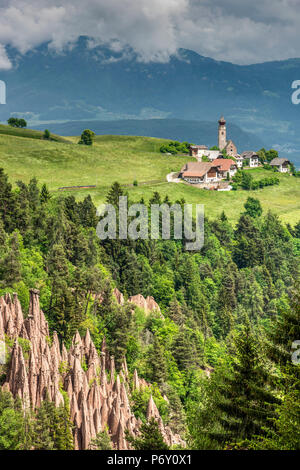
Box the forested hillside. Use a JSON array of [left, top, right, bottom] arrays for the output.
[[0, 169, 299, 450]]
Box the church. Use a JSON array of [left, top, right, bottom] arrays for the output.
[[189, 116, 238, 160], [218, 115, 238, 158]]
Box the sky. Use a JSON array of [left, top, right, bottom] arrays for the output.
[[0, 0, 299, 69]]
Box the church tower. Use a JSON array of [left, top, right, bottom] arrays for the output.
[[218, 115, 227, 150]]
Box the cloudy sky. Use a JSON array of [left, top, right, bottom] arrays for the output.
[[0, 0, 299, 69]]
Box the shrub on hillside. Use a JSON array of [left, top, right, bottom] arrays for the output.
[[160, 141, 190, 155], [78, 129, 95, 146], [7, 117, 27, 128]]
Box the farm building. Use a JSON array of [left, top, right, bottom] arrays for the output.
[[180, 159, 237, 184], [189, 145, 221, 161], [240, 151, 260, 168], [270, 157, 290, 173]]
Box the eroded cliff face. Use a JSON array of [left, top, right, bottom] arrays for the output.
[[0, 289, 184, 450]]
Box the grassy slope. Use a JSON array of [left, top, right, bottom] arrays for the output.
[[0, 124, 71, 143], [0, 132, 299, 224]]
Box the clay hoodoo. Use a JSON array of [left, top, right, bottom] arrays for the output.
[[0, 289, 184, 449]]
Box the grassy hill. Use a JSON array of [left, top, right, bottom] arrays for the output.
[[0, 131, 299, 225], [0, 124, 72, 143]]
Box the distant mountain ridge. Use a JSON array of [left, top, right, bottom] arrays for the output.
[[32, 118, 265, 152], [0, 36, 300, 164]]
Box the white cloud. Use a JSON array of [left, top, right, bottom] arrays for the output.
[[0, 44, 12, 70], [0, 0, 299, 66]]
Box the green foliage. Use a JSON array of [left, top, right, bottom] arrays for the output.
[[43, 129, 51, 140], [126, 418, 169, 450], [78, 129, 95, 146], [17, 338, 31, 360], [90, 429, 113, 450], [7, 117, 27, 128], [244, 197, 263, 218], [0, 171, 299, 450], [131, 384, 169, 423], [160, 141, 190, 155], [232, 170, 280, 191], [0, 391, 26, 450]]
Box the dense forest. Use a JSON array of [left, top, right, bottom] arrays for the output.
[[0, 168, 299, 450]]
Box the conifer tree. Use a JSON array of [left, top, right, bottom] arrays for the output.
[[32, 401, 55, 450], [0, 232, 22, 288], [173, 326, 198, 371], [125, 418, 169, 450], [40, 184, 51, 204], [249, 290, 300, 449], [106, 182, 125, 207], [268, 289, 300, 389], [234, 214, 264, 268], [56, 393, 74, 450], [210, 321, 280, 446], [0, 391, 26, 450], [79, 195, 98, 228], [0, 168, 15, 232], [147, 335, 167, 386], [90, 429, 112, 450]]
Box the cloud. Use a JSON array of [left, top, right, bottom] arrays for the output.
[[0, 44, 12, 70], [0, 0, 299, 66]]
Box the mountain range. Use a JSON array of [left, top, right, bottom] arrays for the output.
[[0, 36, 300, 164]]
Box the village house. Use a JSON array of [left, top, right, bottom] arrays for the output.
[[180, 159, 237, 184], [240, 151, 259, 168], [235, 155, 244, 168], [269, 157, 290, 173], [212, 158, 238, 178], [189, 145, 221, 161], [180, 162, 219, 184]]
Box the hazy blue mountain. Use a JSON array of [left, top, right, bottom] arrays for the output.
[[0, 36, 300, 164], [33, 118, 265, 151]]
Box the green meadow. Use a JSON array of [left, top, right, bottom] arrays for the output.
[[0, 128, 299, 224]]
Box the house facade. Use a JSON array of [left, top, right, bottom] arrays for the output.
[[180, 162, 219, 183], [213, 158, 238, 178], [189, 145, 221, 161], [180, 159, 237, 184], [240, 151, 259, 168], [270, 157, 290, 173], [235, 155, 244, 168]]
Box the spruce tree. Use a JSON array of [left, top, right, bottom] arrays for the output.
[[125, 418, 169, 450], [0, 232, 22, 288], [249, 290, 300, 450], [106, 182, 125, 207], [32, 401, 55, 450], [267, 289, 300, 391], [40, 184, 51, 204], [147, 335, 167, 386], [56, 393, 74, 450], [90, 429, 112, 450], [210, 321, 280, 447]]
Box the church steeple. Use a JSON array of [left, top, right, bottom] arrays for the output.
[[218, 115, 227, 150]]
